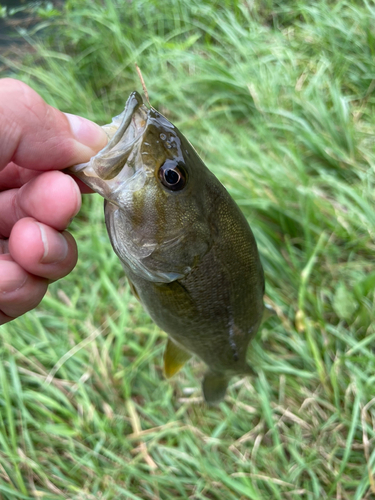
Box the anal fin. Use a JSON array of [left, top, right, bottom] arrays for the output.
[[163, 338, 192, 378]]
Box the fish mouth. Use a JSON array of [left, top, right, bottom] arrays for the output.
[[69, 91, 149, 201]]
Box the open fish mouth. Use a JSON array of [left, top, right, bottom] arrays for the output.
[[69, 91, 149, 200]]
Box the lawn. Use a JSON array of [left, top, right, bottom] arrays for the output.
[[0, 0, 375, 498]]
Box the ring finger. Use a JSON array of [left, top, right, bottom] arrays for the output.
[[0, 254, 48, 324]]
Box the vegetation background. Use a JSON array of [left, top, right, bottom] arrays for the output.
[[1, 0, 375, 498]]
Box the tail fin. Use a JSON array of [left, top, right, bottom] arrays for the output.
[[244, 363, 256, 376], [202, 372, 229, 404]]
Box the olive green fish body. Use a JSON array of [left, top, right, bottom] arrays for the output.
[[71, 91, 265, 403], [109, 187, 264, 375]]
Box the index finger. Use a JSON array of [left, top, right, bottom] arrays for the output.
[[0, 78, 107, 172]]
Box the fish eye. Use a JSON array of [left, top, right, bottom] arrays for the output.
[[158, 159, 187, 191]]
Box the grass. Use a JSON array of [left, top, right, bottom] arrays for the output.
[[0, 0, 375, 498]]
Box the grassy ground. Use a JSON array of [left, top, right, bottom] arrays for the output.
[[1, 0, 375, 498]]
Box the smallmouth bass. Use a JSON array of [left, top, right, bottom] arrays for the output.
[[70, 91, 265, 403]]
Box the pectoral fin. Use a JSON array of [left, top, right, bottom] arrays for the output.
[[202, 372, 229, 404], [263, 303, 277, 321], [128, 278, 140, 302], [163, 339, 192, 378]]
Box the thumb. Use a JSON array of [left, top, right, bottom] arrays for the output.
[[0, 78, 107, 171]]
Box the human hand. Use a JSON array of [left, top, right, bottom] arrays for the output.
[[0, 78, 107, 325]]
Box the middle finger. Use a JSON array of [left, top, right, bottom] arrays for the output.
[[9, 217, 78, 281], [0, 170, 81, 237]]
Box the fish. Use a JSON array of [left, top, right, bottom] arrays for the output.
[[70, 91, 265, 404]]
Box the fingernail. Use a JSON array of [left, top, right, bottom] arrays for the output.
[[36, 223, 69, 264], [64, 113, 108, 152], [66, 175, 82, 219], [0, 260, 27, 293]]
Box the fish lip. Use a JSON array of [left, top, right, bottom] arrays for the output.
[[101, 91, 145, 153], [69, 91, 149, 198], [92, 91, 148, 180]]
